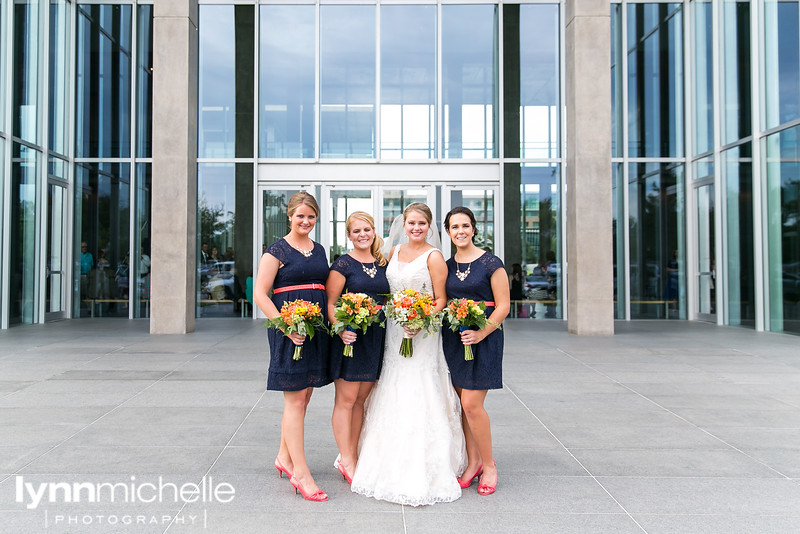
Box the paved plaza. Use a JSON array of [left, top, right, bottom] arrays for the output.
[[0, 318, 799, 533]]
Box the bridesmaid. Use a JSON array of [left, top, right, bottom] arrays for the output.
[[325, 211, 389, 484], [253, 191, 331, 502], [441, 206, 510, 496]]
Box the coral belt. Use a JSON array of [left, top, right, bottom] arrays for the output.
[[483, 301, 496, 307], [273, 283, 325, 294]]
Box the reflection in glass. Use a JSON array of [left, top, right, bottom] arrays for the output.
[[380, 5, 436, 159], [765, 126, 800, 334], [722, 0, 751, 144], [613, 164, 625, 319], [628, 162, 686, 319], [382, 189, 428, 237], [329, 190, 373, 260], [134, 164, 151, 318], [696, 184, 716, 316], [611, 4, 622, 158], [9, 144, 39, 324], [199, 6, 254, 158], [504, 4, 559, 159], [627, 3, 683, 158], [724, 145, 755, 327], [76, 4, 132, 158], [73, 163, 131, 318], [448, 189, 495, 254], [49, 0, 69, 155], [46, 183, 67, 315], [260, 5, 315, 158], [0, 0, 5, 129], [693, 0, 713, 155], [320, 5, 376, 158], [197, 164, 253, 317], [13, 0, 41, 143], [136, 4, 153, 158], [443, 5, 497, 159], [764, 0, 800, 129]]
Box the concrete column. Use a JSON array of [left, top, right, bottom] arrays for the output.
[[150, 0, 198, 334], [565, 0, 614, 335]]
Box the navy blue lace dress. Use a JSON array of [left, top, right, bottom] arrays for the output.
[[265, 238, 331, 391], [329, 255, 389, 382], [442, 252, 505, 390]]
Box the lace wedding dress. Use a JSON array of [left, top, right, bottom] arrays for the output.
[[350, 246, 467, 506]]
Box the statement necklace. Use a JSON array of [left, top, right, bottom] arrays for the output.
[[288, 238, 313, 257], [361, 261, 378, 279], [455, 260, 472, 282]]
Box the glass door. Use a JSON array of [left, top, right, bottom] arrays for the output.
[[46, 182, 68, 320], [696, 183, 717, 321]]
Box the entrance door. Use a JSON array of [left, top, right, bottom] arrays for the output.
[[696, 183, 717, 321], [45, 182, 68, 320]]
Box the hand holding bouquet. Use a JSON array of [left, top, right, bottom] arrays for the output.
[[267, 299, 327, 360], [444, 298, 498, 360], [384, 288, 442, 357], [331, 292, 384, 357]]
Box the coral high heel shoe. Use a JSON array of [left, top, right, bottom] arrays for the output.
[[274, 457, 292, 479], [478, 461, 497, 496], [290, 476, 328, 502], [334, 458, 353, 484], [458, 464, 483, 489]]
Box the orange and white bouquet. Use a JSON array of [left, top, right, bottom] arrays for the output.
[[444, 298, 497, 360], [383, 288, 442, 357], [267, 299, 327, 360], [331, 292, 384, 357]]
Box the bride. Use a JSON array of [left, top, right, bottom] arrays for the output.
[[350, 202, 466, 506]]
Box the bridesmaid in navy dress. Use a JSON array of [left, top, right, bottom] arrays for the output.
[[253, 192, 331, 502], [325, 211, 389, 484], [441, 206, 510, 496]]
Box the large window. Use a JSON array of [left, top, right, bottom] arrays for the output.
[[259, 5, 315, 158], [764, 0, 800, 130], [765, 126, 800, 334], [380, 4, 436, 159], [722, 0, 751, 145], [13, 0, 41, 144], [76, 4, 132, 158], [627, 3, 683, 158], [9, 144, 39, 325], [197, 163, 253, 317], [442, 4, 498, 159], [198, 5, 254, 158], [49, 0, 70, 156], [320, 5, 376, 158], [136, 4, 153, 158], [693, 0, 713, 155], [723, 144, 755, 327], [628, 162, 686, 319]]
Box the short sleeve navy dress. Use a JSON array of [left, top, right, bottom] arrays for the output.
[[329, 255, 390, 382], [442, 252, 505, 390], [266, 238, 331, 391]]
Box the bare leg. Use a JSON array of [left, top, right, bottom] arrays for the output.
[[282, 388, 322, 494], [331, 379, 361, 477], [455, 386, 483, 482], [460, 388, 496, 491], [277, 388, 312, 474], [350, 382, 374, 461]]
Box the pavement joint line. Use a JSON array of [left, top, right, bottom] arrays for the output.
[[163, 390, 267, 533], [503, 381, 649, 533], [554, 347, 797, 481]]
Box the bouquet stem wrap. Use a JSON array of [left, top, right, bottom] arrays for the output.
[[400, 330, 414, 358], [343, 326, 356, 358], [458, 325, 473, 361]]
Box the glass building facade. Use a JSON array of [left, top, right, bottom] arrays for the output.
[[0, 0, 798, 335]]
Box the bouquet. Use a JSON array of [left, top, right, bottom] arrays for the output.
[[444, 298, 498, 361], [267, 299, 327, 360], [331, 292, 384, 357], [383, 288, 442, 357]]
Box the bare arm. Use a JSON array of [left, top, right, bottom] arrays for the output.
[[427, 250, 448, 313], [253, 252, 305, 345]]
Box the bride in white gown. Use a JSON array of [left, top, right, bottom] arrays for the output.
[[350, 203, 467, 506]]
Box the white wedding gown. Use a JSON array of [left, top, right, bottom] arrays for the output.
[[350, 246, 467, 506]]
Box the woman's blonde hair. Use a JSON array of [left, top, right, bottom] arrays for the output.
[[287, 191, 319, 217], [403, 202, 433, 224], [346, 211, 387, 266]]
